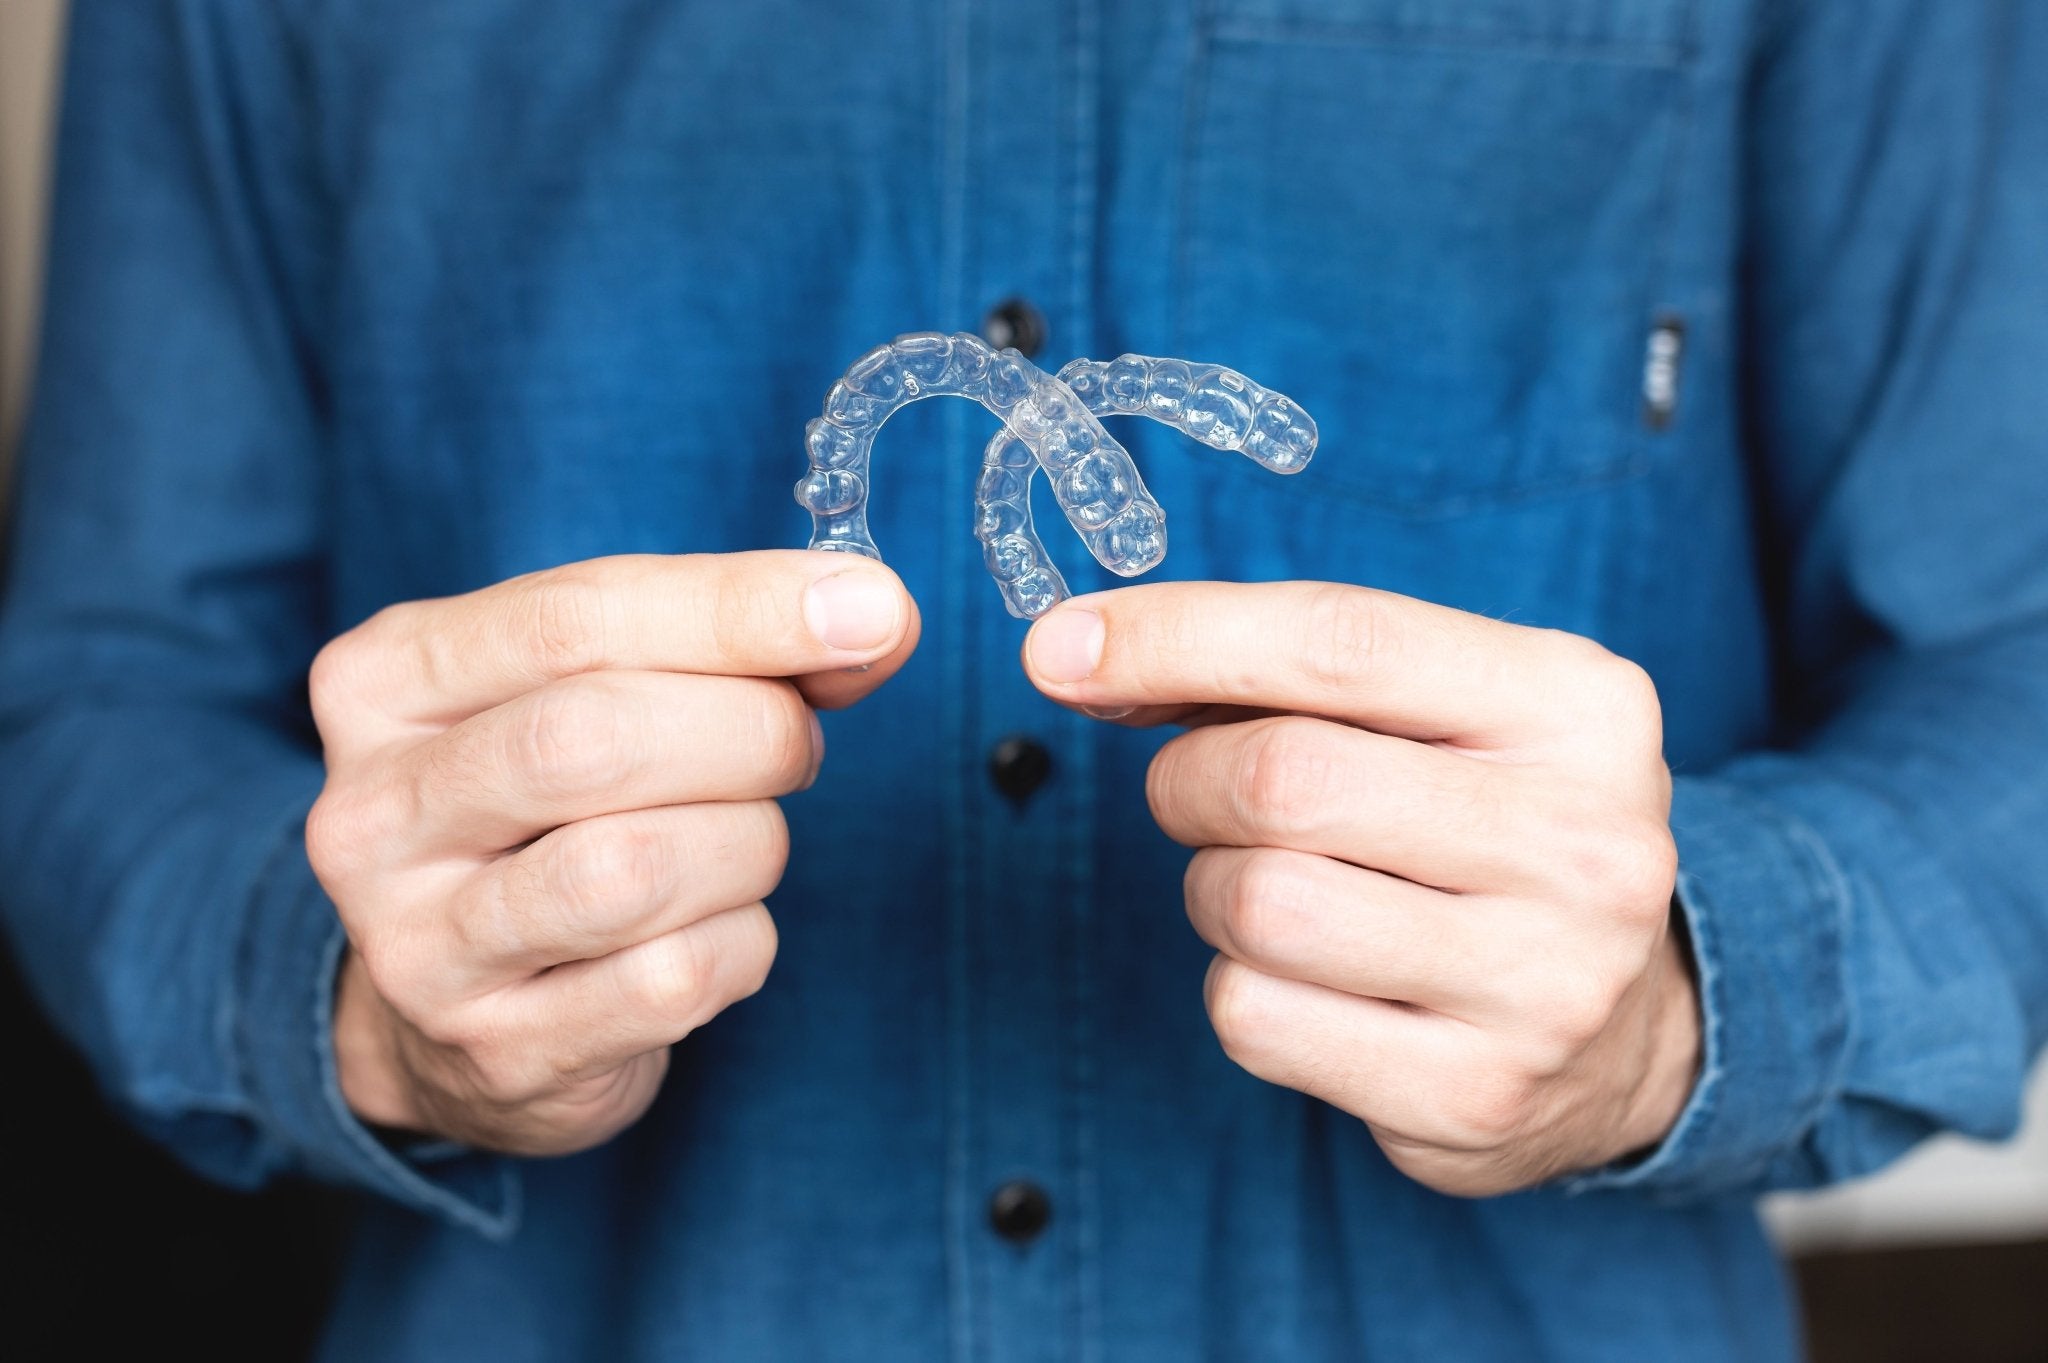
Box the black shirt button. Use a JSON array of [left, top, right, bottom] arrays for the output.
[[988, 735, 1053, 809], [981, 297, 1047, 359], [988, 1180, 1052, 1244]]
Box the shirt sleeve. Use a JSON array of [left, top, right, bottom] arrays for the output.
[[0, 1, 514, 1238], [1574, 0, 2048, 1200]]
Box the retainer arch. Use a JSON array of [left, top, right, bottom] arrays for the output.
[[794, 331, 1317, 619]]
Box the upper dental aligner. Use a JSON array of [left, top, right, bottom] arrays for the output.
[[795, 332, 1316, 619]]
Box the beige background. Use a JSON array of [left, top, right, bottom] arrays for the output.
[[0, 0, 2043, 1252], [1, 0, 66, 486]]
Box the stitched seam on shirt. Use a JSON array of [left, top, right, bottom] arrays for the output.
[[940, 1, 976, 1358], [1171, 0, 1215, 358], [218, 784, 327, 1125], [1672, 779, 1853, 1194], [1853, 5, 2020, 636], [1060, 1, 1106, 1358], [1759, 797, 1855, 1173], [1654, 867, 1726, 1180], [1209, 20, 1694, 70], [1791, 746, 2032, 1152], [1637, 0, 1700, 443]]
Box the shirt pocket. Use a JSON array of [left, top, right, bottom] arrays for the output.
[[1175, 0, 1696, 513]]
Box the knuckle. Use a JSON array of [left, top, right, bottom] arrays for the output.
[[310, 600, 434, 735], [307, 630, 372, 735], [1539, 970, 1619, 1055], [303, 788, 357, 885], [1627, 823, 1682, 909], [1296, 584, 1383, 689], [1602, 654, 1662, 719], [1144, 741, 1189, 832], [1516, 1032, 1578, 1085], [634, 933, 713, 1020], [304, 784, 395, 889], [740, 681, 815, 789], [1222, 849, 1313, 965], [1574, 817, 1678, 913], [420, 1005, 543, 1101], [738, 802, 793, 900], [511, 678, 632, 798], [412, 997, 484, 1053], [1237, 718, 1336, 840], [1603, 657, 1665, 750], [353, 930, 439, 1018], [1204, 957, 1270, 1063], [761, 801, 793, 874], [1449, 1069, 1540, 1148], [560, 821, 666, 922], [730, 906, 780, 1001], [684, 803, 792, 909], [1554, 635, 1663, 737], [469, 1043, 546, 1106], [1544, 627, 1621, 677], [537, 1054, 618, 1107], [525, 569, 615, 677]]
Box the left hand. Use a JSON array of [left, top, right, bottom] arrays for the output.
[[1022, 581, 1699, 1196]]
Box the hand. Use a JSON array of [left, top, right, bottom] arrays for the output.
[[308, 551, 918, 1155], [1022, 581, 1698, 1196]]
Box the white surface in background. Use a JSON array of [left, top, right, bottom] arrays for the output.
[[1765, 1059, 2048, 1254]]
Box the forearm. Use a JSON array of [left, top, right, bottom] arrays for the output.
[[0, 698, 315, 1162], [1576, 624, 2048, 1200]]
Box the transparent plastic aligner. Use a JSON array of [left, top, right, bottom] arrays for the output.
[[976, 354, 1318, 613], [794, 331, 1159, 618], [1054, 355, 1318, 473], [795, 333, 1317, 619]]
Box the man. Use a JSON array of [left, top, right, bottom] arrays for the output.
[[2, 2, 2043, 1359]]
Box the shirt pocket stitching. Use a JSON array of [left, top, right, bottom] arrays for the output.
[[1208, 0, 1696, 65], [1209, 18, 1693, 68]]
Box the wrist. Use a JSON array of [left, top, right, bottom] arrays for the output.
[[334, 947, 425, 1133], [1618, 904, 1703, 1157]]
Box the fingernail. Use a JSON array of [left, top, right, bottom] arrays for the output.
[[1029, 607, 1104, 684], [804, 708, 825, 788], [804, 571, 902, 652]]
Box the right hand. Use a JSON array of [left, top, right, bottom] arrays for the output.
[[306, 551, 918, 1155]]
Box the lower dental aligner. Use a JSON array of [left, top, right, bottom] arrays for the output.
[[794, 332, 1317, 618]]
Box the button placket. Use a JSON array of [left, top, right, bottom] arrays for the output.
[[951, 1, 1101, 1358]]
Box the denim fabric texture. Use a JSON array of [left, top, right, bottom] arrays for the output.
[[2, 2, 2046, 1360]]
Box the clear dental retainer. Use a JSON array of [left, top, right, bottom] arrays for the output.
[[794, 331, 1318, 618]]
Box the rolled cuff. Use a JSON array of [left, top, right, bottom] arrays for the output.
[[231, 793, 520, 1239], [1566, 775, 1852, 1201]]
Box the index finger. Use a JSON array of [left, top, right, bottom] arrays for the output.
[[1020, 580, 1609, 747], [317, 551, 917, 739]]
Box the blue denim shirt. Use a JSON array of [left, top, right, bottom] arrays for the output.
[[4, 3, 2046, 1359]]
